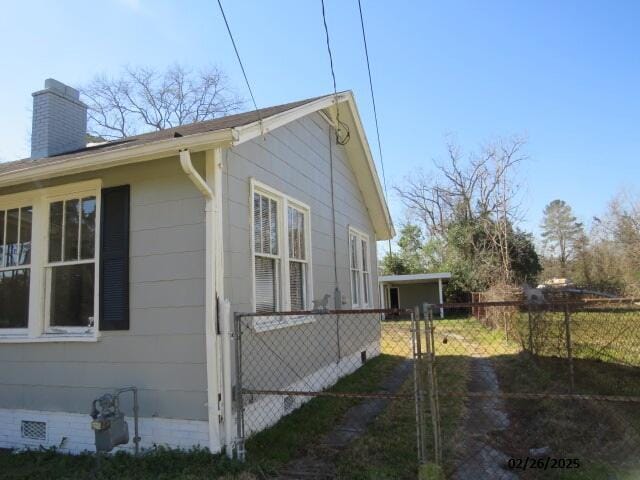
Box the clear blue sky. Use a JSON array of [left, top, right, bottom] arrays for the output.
[[1, 0, 639, 238]]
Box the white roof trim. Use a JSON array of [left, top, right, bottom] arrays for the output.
[[0, 129, 234, 189], [232, 91, 394, 240], [379, 273, 452, 284]]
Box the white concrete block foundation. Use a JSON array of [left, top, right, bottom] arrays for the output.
[[0, 408, 209, 454]]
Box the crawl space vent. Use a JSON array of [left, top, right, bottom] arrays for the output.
[[21, 420, 46, 440]]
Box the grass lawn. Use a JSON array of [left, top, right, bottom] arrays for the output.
[[0, 447, 248, 480], [243, 353, 404, 473], [433, 310, 640, 479], [494, 353, 640, 479], [335, 355, 468, 480]]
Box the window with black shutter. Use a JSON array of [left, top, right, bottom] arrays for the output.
[[0, 179, 130, 340], [100, 185, 130, 331]]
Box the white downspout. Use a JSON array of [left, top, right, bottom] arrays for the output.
[[179, 149, 225, 454]]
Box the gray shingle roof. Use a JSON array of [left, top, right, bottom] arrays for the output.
[[0, 95, 326, 175]]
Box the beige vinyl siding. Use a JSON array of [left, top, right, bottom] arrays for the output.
[[0, 155, 208, 420], [0, 110, 382, 423], [222, 112, 379, 313], [222, 112, 380, 390]]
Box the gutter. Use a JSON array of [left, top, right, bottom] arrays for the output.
[[179, 148, 233, 456], [0, 129, 234, 189]]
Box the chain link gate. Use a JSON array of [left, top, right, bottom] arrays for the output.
[[233, 308, 432, 478]]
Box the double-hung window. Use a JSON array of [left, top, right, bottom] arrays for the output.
[[45, 194, 98, 331], [251, 180, 312, 314], [288, 206, 308, 311], [253, 191, 280, 313], [349, 227, 371, 308], [0, 179, 132, 342], [0, 206, 32, 331]]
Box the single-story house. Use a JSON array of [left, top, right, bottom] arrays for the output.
[[0, 79, 393, 453], [378, 272, 451, 318]]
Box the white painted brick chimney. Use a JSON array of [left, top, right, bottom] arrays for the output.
[[31, 78, 87, 159]]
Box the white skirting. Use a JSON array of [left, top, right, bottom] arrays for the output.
[[0, 408, 209, 454]]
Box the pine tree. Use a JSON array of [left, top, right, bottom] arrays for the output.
[[541, 200, 584, 276]]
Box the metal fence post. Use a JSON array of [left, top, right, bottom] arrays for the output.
[[335, 313, 342, 364], [411, 307, 427, 465], [423, 303, 442, 466], [527, 304, 534, 354], [233, 313, 246, 461], [564, 305, 575, 393]]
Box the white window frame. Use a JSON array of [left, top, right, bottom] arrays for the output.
[[250, 179, 313, 313], [43, 186, 101, 335], [0, 200, 34, 336], [287, 203, 309, 311], [0, 180, 101, 343], [349, 226, 372, 308]]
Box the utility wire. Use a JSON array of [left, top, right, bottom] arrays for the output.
[[216, 0, 263, 128], [321, 0, 338, 98], [357, 0, 388, 200], [357, 0, 394, 263], [320, 0, 350, 145]]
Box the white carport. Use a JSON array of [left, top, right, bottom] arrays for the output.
[[378, 272, 451, 318]]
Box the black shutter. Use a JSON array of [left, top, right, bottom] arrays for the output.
[[100, 185, 130, 330]]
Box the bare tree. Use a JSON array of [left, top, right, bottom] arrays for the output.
[[81, 64, 243, 139], [395, 136, 527, 282]]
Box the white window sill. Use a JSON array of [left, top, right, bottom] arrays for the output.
[[251, 314, 315, 333], [0, 334, 99, 344]]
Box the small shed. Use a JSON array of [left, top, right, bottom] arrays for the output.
[[378, 273, 451, 318]]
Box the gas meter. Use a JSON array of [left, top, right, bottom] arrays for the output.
[[90, 387, 140, 454]]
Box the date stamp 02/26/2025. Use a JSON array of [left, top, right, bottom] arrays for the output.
[[507, 457, 580, 471]]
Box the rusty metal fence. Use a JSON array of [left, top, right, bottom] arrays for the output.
[[426, 298, 640, 479], [233, 301, 640, 479], [234, 308, 430, 478]]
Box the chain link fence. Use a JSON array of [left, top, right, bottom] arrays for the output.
[[428, 298, 640, 479], [234, 308, 430, 479], [233, 300, 640, 479]]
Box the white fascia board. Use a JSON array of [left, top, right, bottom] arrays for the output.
[[0, 129, 234, 189], [231, 91, 395, 240], [378, 273, 453, 284], [341, 93, 394, 240], [231, 94, 344, 145]]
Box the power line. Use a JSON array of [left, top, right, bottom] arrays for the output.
[[357, 0, 394, 262], [357, 0, 388, 199], [216, 0, 263, 127], [321, 0, 338, 97], [320, 0, 350, 145]]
